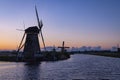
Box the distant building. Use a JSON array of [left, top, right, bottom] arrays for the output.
[[118, 48, 120, 52], [111, 46, 117, 52], [92, 46, 101, 51], [117, 44, 120, 52]]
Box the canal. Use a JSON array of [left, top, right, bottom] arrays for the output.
[[0, 54, 120, 80]]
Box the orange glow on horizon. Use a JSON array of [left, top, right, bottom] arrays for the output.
[[0, 31, 118, 50], [0, 39, 116, 50], [0, 40, 17, 50]]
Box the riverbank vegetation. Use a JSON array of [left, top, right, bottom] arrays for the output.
[[0, 50, 120, 62], [71, 50, 120, 58], [86, 51, 120, 58], [0, 51, 70, 62]]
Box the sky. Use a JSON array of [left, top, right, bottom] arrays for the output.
[[0, 0, 120, 50]]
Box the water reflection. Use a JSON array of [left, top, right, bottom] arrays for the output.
[[22, 63, 40, 80]]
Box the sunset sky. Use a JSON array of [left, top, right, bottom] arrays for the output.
[[0, 0, 120, 50]]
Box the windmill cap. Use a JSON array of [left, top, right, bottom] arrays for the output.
[[25, 26, 39, 33]]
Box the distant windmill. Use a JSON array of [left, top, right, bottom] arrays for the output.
[[117, 44, 120, 52], [58, 41, 69, 53], [17, 6, 46, 62]]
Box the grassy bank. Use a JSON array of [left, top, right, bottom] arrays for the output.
[[0, 51, 70, 62], [87, 52, 120, 58], [70, 51, 120, 58]]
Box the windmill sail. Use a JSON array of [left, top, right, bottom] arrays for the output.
[[17, 33, 25, 53], [35, 6, 41, 29], [35, 6, 46, 51]]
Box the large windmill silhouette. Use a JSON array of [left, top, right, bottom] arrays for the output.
[[17, 6, 46, 62]]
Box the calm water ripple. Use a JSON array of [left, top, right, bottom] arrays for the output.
[[0, 54, 120, 80]]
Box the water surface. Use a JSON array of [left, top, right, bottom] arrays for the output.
[[0, 54, 120, 80]]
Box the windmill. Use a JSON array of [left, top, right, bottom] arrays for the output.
[[58, 41, 69, 53], [17, 6, 46, 62]]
